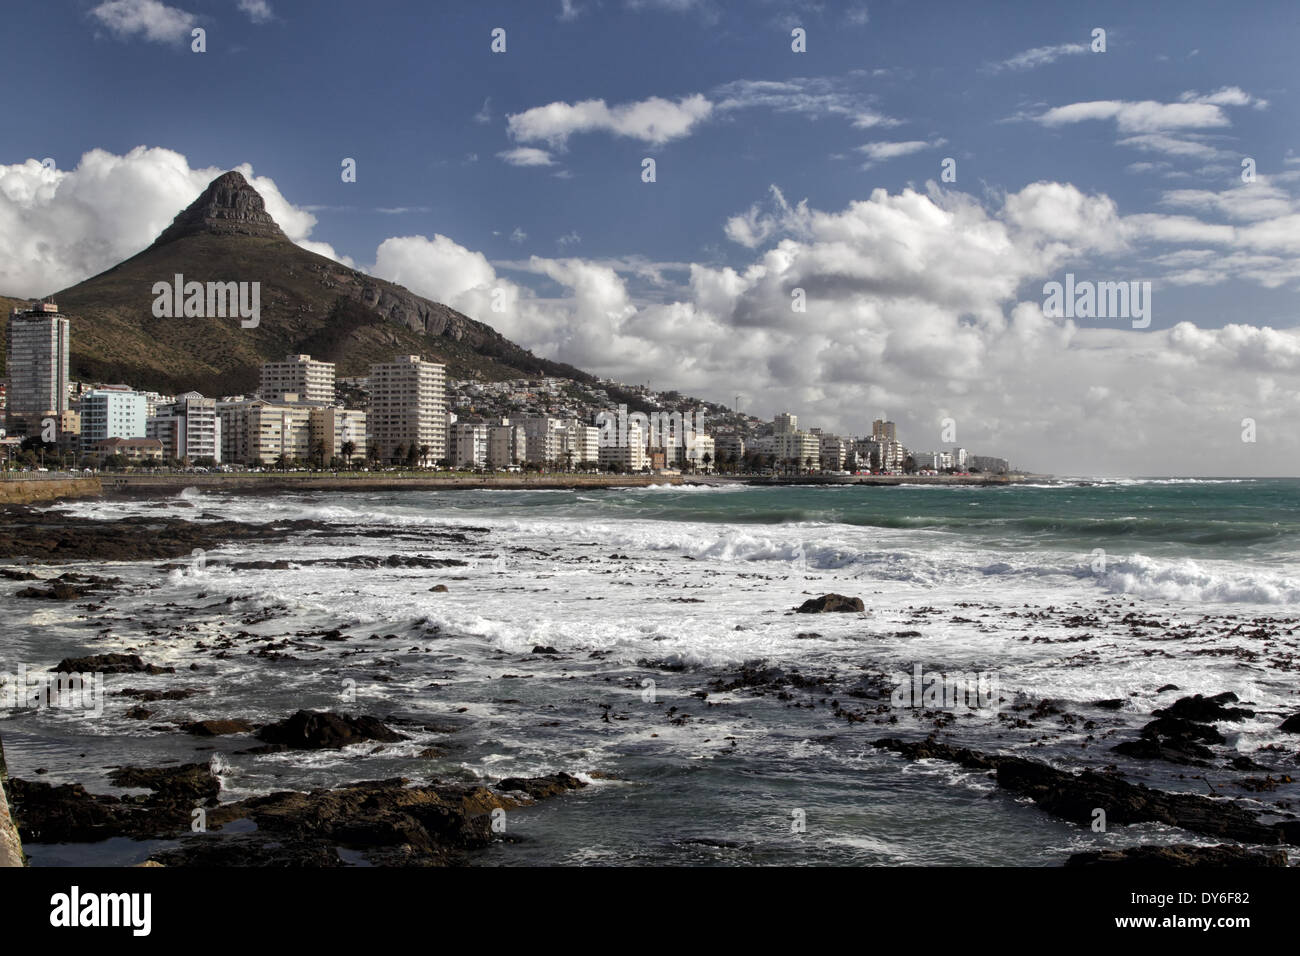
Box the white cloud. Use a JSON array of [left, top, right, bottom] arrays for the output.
[[1038, 99, 1229, 133], [987, 42, 1088, 73], [497, 147, 556, 167], [236, 0, 273, 23], [0, 147, 349, 295], [89, 0, 196, 44], [474, 98, 492, 124], [857, 139, 945, 167], [507, 94, 714, 148]]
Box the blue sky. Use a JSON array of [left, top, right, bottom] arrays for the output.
[[2, 0, 1299, 474]]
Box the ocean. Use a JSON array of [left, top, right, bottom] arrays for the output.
[[4, 477, 1298, 865]]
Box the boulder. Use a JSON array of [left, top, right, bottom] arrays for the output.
[[795, 594, 864, 614], [254, 710, 407, 750]]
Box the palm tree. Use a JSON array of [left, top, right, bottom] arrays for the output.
[[340, 440, 356, 469], [702, 452, 712, 474], [418, 445, 430, 468]]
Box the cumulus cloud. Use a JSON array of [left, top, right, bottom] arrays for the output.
[[506, 94, 714, 148], [0, 147, 349, 295], [89, 0, 196, 44]]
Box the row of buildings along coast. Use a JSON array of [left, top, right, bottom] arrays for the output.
[[3, 300, 1012, 475]]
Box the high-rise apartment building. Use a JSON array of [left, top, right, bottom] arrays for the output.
[[4, 301, 70, 438], [872, 419, 897, 442], [774, 413, 798, 435], [368, 356, 447, 464], [260, 354, 336, 405]]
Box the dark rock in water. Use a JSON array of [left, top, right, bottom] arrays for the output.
[[1113, 713, 1226, 765], [1154, 692, 1254, 722], [1092, 699, 1125, 710], [255, 710, 407, 749], [532, 645, 559, 655], [1142, 715, 1225, 744], [796, 594, 864, 613], [109, 764, 220, 804], [154, 773, 586, 867], [495, 772, 586, 800], [181, 719, 253, 736], [1067, 845, 1287, 867], [8, 763, 220, 843], [117, 687, 200, 702], [125, 706, 154, 720], [1230, 755, 1268, 771], [429, 584, 449, 592], [1278, 713, 1300, 733], [1156, 684, 1180, 693], [1114, 736, 1213, 765], [875, 736, 1295, 847], [0, 567, 38, 580], [15, 764, 587, 866], [51, 654, 173, 675], [17, 583, 86, 600], [872, 738, 1000, 771]]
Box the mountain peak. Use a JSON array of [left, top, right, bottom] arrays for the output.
[[152, 170, 287, 246]]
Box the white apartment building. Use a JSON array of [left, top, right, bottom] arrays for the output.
[[857, 436, 905, 472], [775, 430, 820, 471], [487, 422, 527, 469], [79, 389, 146, 444], [4, 302, 69, 437], [260, 354, 336, 405], [774, 412, 798, 435], [599, 423, 647, 471], [514, 416, 564, 466], [151, 392, 221, 463], [451, 422, 490, 469], [952, 447, 968, 469], [684, 434, 716, 472], [218, 399, 312, 465], [368, 355, 447, 464], [818, 434, 847, 471], [560, 419, 600, 469]]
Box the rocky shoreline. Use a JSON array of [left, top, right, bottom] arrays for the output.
[[2, 504, 1297, 866]]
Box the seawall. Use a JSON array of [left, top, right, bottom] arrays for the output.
[[0, 476, 103, 505], [0, 735, 24, 867]]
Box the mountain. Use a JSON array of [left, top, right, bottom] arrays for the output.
[[1, 171, 592, 395]]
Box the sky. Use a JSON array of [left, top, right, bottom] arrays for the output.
[[1, 0, 1299, 476]]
